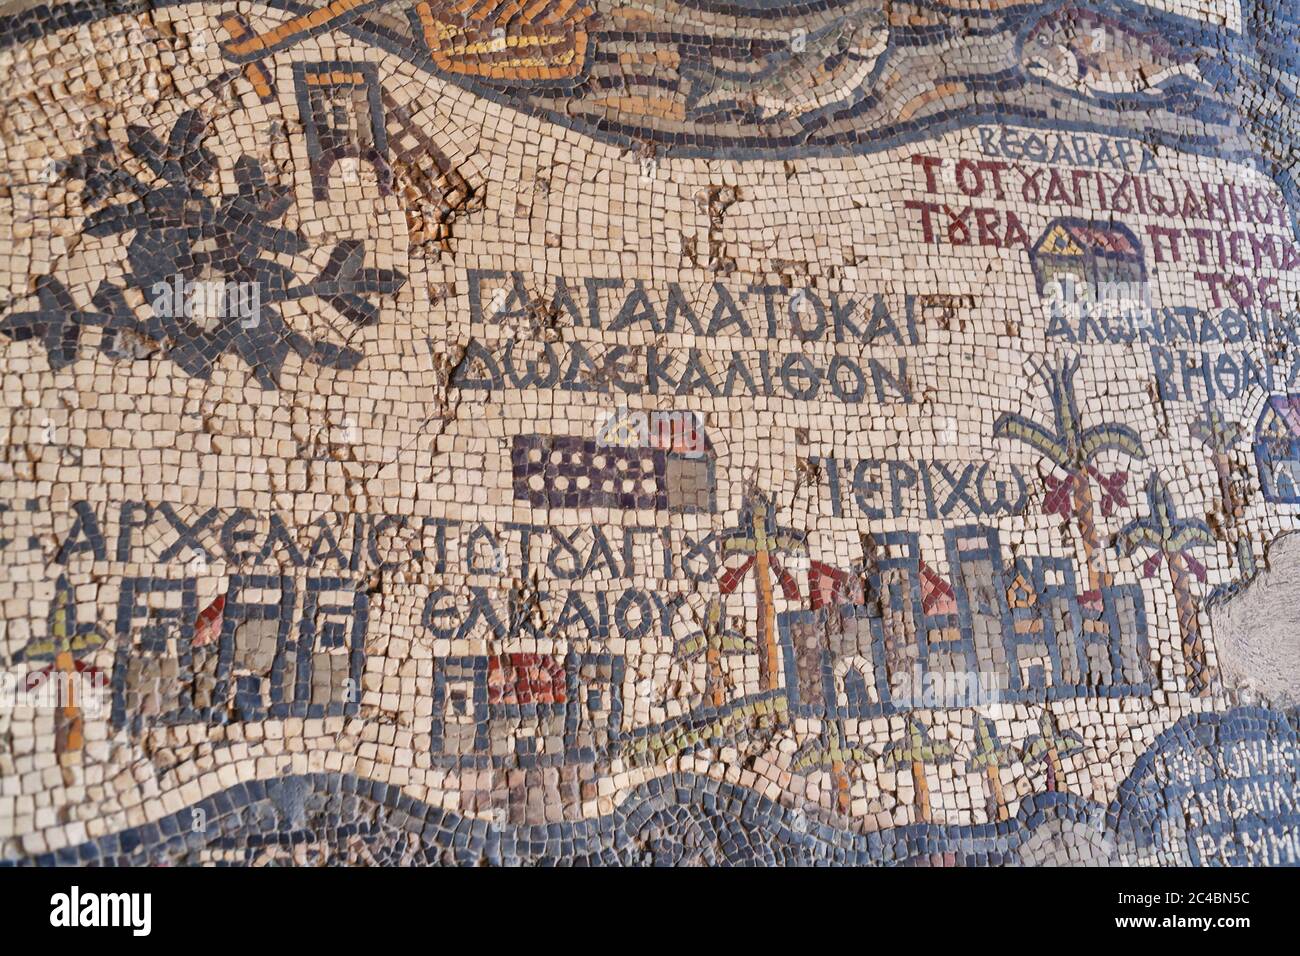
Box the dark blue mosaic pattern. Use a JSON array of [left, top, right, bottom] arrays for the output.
[[3, 0, 1296, 231], [3, 707, 1295, 866]]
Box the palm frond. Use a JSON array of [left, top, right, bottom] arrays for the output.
[[1116, 522, 1161, 555], [792, 726, 873, 773], [880, 719, 954, 766], [791, 747, 833, 773], [1120, 473, 1217, 558], [968, 717, 1017, 768], [674, 634, 706, 659], [1168, 522, 1217, 553], [1018, 736, 1051, 763], [1146, 473, 1179, 526], [1081, 422, 1147, 461], [993, 412, 1071, 468], [1049, 360, 1084, 447], [49, 577, 72, 644], [1020, 713, 1084, 763], [1190, 403, 1245, 452]]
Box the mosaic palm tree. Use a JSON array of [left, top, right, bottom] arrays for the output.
[[1190, 402, 1246, 519], [879, 716, 954, 824], [674, 598, 751, 708], [967, 716, 1018, 821], [1019, 710, 1084, 794], [719, 495, 806, 692], [13, 576, 109, 765], [1117, 473, 1219, 696], [791, 721, 874, 814], [994, 355, 1146, 600]]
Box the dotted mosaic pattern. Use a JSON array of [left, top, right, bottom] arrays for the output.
[[1, 0, 1299, 866]]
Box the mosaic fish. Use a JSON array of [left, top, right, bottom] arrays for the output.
[[6, 0, 1295, 229], [681, 15, 889, 120], [1019, 5, 1204, 97]]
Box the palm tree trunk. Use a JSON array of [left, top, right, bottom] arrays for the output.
[[1168, 552, 1213, 696], [1045, 748, 1060, 792], [706, 638, 724, 708], [54, 649, 83, 759], [832, 759, 851, 814], [1214, 451, 1241, 520], [754, 550, 779, 691], [911, 760, 930, 822], [1072, 469, 1108, 599], [986, 765, 1007, 821]]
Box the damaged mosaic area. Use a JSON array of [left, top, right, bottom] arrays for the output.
[[1, 0, 1299, 866]]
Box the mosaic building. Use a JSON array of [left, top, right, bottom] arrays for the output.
[[0, 0, 1298, 866]]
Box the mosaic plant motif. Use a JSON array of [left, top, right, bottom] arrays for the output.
[[994, 354, 1145, 600], [1117, 472, 1219, 695], [879, 716, 954, 823], [2, 109, 406, 386], [1019, 708, 1085, 793], [719, 495, 806, 691], [967, 716, 1018, 821], [1190, 401, 1247, 517], [0, 0, 1299, 867], [12, 576, 109, 768]]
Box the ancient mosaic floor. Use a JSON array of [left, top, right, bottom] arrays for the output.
[[1, 0, 1298, 867]]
